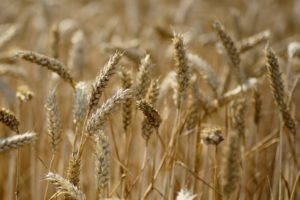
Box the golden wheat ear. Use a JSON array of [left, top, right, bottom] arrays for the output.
[[45, 172, 86, 200], [265, 44, 297, 135], [0, 132, 37, 153], [0, 108, 20, 133]]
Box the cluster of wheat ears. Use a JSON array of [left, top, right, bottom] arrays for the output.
[[1, 0, 300, 199]]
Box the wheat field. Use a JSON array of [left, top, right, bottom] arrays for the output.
[[0, 0, 300, 199]]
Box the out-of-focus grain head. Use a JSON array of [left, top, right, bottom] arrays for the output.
[[201, 127, 224, 146]]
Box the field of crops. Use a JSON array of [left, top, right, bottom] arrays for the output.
[[0, 0, 300, 199]]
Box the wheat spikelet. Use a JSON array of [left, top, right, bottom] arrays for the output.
[[45, 172, 86, 200], [15, 50, 75, 88], [95, 130, 110, 197], [176, 188, 197, 200], [222, 130, 240, 199], [0, 108, 19, 133], [188, 53, 220, 98], [68, 30, 85, 77], [265, 45, 297, 135], [45, 89, 62, 153], [213, 21, 242, 83], [0, 132, 37, 152], [0, 24, 20, 49], [120, 67, 133, 132], [238, 30, 270, 53], [66, 155, 81, 186], [173, 33, 189, 108], [252, 87, 262, 125], [50, 23, 60, 59], [136, 54, 152, 100], [137, 100, 161, 140], [86, 89, 134, 135], [16, 85, 34, 102], [73, 82, 90, 125], [89, 52, 122, 111]]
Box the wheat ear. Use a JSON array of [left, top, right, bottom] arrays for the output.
[[89, 52, 122, 111], [0, 108, 19, 133], [15, 50, 75, 88], [45, 172, 86, 200], [265, 45, 297, 135], [0, 132, 37, 152]]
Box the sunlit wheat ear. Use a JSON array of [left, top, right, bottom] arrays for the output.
[[73, 82, 90, 125], [66, 155, 81, 186], [89, 52, 123, 111], [213, 21, 242, 83], [188, 53, 220, 98], [50, 23, 60, 59], [176, 188, 197, 200], [145, 78, 160, 106], [15, 50, 75, 88], [238, 30, 270, 53], [45, 172, 86, 200], [222, 130, 240, 199], [141, 79, 160, 139], [95, 130, 110, 197], [16, 85, 34, 102], [68, 30, 85, 77], [265, 45, 297, 135], [0, 24, 20, 49], [137, 100, 161, 141], [0, 132, 37, 153], [45, 89, 62, 153], [86, 88, 134, 135], [136, 54, 152, 100], [252, 87, 262, 125], [120, 67, 133, 132], [173, 33, 189, 109], [0, 108, 19, 133]]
